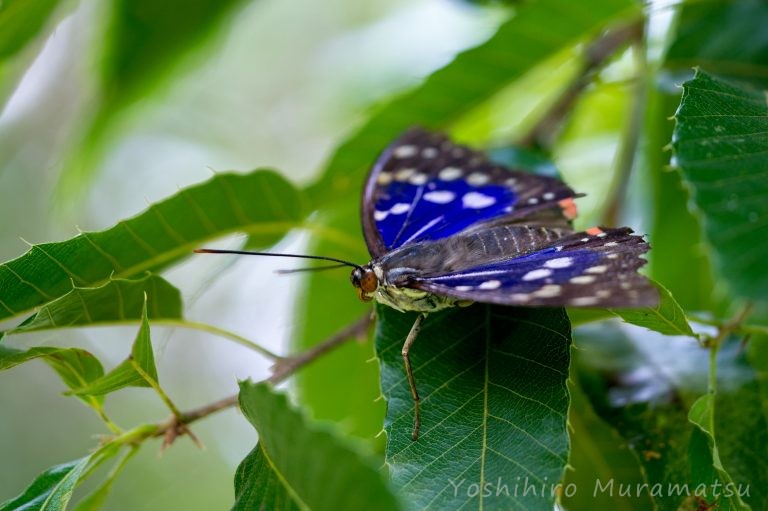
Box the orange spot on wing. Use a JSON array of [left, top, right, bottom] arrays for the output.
[[585, 226, 604, 236], [558, 198, 578, 220]]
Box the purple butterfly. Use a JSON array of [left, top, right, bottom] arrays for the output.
[[349, 128, 657, 439], [198, 128, 657, 441]]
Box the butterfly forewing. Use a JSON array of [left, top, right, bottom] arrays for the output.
[[410, 227, 657, 308], [362, 128, 578, 257]]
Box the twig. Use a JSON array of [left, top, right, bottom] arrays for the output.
[[518, 20, 644, 151], [601, 30, 647, 226], [150, 312, 373, 448], [269, 313, 372, 383]]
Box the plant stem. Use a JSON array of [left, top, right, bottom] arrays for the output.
[[518, 20, 643, 150], [268, 313, 372, 383], [601, 34, 647, 226], [148, 312, 372, 446]]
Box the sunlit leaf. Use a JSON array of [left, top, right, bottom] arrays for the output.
[[308, 0, 639, 205], [377, 304, 571, 510], [235, 381, 403, 511], [0, 170, 304, 322], [611, 281, 695, 337], [71, 298, 157, 396], [673, 70, 768, 300]]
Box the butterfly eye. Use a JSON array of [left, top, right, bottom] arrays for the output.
[[351, 267, 377, 302]]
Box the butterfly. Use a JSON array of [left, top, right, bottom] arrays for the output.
[[348, 128, 657, 439], [197, 128, 658, 441]]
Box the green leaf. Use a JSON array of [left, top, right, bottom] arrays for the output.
[[0, 443, 122, 511], [376, 304, 571, 510], [235, 381, 402, 511], [2, 275, 182, 338], [611, 281, 695, 337], [688, 395, 750, 510], [233, 444, 301, 511], [0, 345, 105, 406], [0, 170, 304, 322], [71, 447, 138, 511], [672, 70, 768, 300], [72, 298, 158, 396], [307, 0, 639, 205], [0, 458, 90, 511], [0, 0, 62, 60]]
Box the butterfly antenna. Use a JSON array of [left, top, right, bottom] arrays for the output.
[[275, 263, 351, 275], [193, 248, 363, 271]]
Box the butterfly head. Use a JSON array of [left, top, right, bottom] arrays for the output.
[[350, 265, 378, 302]]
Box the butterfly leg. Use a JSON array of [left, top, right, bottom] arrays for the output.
[[402, 313, 427, 441]]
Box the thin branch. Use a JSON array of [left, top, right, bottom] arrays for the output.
[[601, 32, 647, 226], [150, 312, 373, 448], [518, 20, 644, 151], [268, 313, 373, 383]]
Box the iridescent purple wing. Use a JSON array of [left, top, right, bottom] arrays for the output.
[[410, 227, 657, 308], [362, 128, 578, 257]]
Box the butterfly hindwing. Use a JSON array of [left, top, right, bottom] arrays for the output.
[[410, 227, 657, 308], [362, 128, 578, 257]]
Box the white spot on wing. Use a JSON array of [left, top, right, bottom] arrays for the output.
[[510, 293, 530, 301], [374, 210, 388, 221], [467, 172, 490, 186], [389, 203, 410, 215], [395, 168, 415, 181], [423, 190, 456, 204], [571, 296, 598, 306], [377, 172, 392, 185], [422, 147, 438, 158], [523, 268, 552, 281], [478, 280, 501, 290], [439, 167, 463, 181], [462, 192, 496, 209], [455, 285, 472, 292], [528, 197, 539, 205], [393, 145, 417, 158], [543, 192, 555, 200], [409, 173, 428, 185], [585, 265, 608, 274], [604, 241, 618, 247], [534, 285, 561, 298], [544, 257, 572, 269], [570, 275, 596, 284]]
